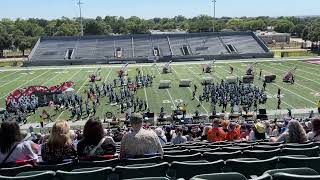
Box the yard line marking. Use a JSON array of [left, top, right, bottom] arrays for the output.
[[0, 71, 26, 88], [0, 70, 50, 100], [171, 66, 209, 114], [103, 69, 112, 83], [262, 64, 320, 86], [140, 66, 149, 109], [55, 69, 84, 121], [287, 61, 320, 72], [231, 64, 294, 109], [166, 89, 176, 108], [0, 70, 21, 80]]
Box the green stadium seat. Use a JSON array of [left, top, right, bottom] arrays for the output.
[[278, 156, 320, 173], [36, 162, 75, 172], [259, 142, 283, 146], [0, 171, 55, 180], [183, 145, 207, 149], [272, 173, 320, 180], [285, 143, 315, 149], [0, 165, 33, 176], [225, 157, 278, 178], [191, 172, 247, 180], [190, 148, 220, 154], [252, 145, 283, 151], [163, 153, 202, 163], [114, 162, 169, 180], [125, 178, 170, 180], [170, 160, 224, 179], [124, 156, 161, 165], [282, 146, 319, 157], [264, 167, 319, 176], [56, 167, 112, 180], [78, 158, 120, 168], [203, 151, 242, 162], [243, 149, 281, 159], [164, 149, 192, 155], [16, 171, 55, 177], [222, 146, 251, 152]]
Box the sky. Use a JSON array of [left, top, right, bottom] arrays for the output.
[[0, 0, 319, 20]]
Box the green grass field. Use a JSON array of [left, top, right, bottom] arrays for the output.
[[0, 59, 319, 124]]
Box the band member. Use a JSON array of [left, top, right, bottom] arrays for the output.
[[230, 66, 234, 74], [259, 69, 262, 80], [277, 88, 281, 98], [263, 81, 266, 91], [277, 97, 281, 110]]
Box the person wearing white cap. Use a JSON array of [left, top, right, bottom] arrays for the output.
[[154, 128, 167, 146]]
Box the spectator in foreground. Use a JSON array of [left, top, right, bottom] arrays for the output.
[[0, 121, 38, 166], [77, 118, 116, 160], [154, 127, 167, 146], [225, 122, 241, 141], [249, 122, 267, 141], [120, 114, 163, 159], [208, 119, 226, 142], [41, 121, 76, 163], [307, 118, 320, 142], [171, 127, 187, 145], [270, 119, 307, 143], [201, 126, 211, 141]]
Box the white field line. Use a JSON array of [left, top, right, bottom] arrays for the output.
[[103, 69, 112, 83], [262, 63, 320, 86], [55, 69, 84, 121], [260, 64, 319, 92], [166, 89, 176, 109], [0, 70, 50, 100], [0, 72, 26, 88], [287, 61, 320, 72], [0, 57, 315, 72], [231, 64, 295, 109], [171, 66, 209, 114], [0, 70, 21, 80], [140, 66, 149, 108]]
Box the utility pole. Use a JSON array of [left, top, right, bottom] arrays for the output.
[[212, 0, 216, 32], [77, 0, 84, 36]]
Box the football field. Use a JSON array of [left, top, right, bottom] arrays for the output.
[[0, 59, 319, 124]]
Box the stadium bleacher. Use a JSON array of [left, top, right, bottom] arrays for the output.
[[28, 32, 272, 65], [1, 141, 320, 180]]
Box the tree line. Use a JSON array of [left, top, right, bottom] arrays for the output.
[[1, 15, 320, 57]]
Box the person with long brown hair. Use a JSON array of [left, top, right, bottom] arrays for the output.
[[307, 118, 320, 142], [0, 121, 38, 166], [41, 120, 76, 163], [77, 118, 116, 160], [271, 119, 307, 143]]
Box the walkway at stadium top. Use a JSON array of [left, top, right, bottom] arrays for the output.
[[27, 32, 273, 66]]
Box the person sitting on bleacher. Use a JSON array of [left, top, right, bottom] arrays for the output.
[[207, 119, 226, 142], [270, 119, 307, 143], [77, 118, 116, 160], [0, 121, 38, 167], [41, 121, 77, 164], [249, 122, 267, 141], [120, 113, 163, 159], [171, 127, 187, 145], [307, 118, 320, 142], [154, 127, 167, 146], [225, 122, 241, 141]]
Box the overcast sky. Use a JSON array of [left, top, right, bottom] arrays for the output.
[[1, 0, 319, 19]]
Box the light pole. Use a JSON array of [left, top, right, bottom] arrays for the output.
[[212, 0, 216, 32], [77, 0, 84, 36]]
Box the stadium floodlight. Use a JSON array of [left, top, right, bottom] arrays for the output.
[[212, 0, 216, 32], [77, 0, 84, 36]]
